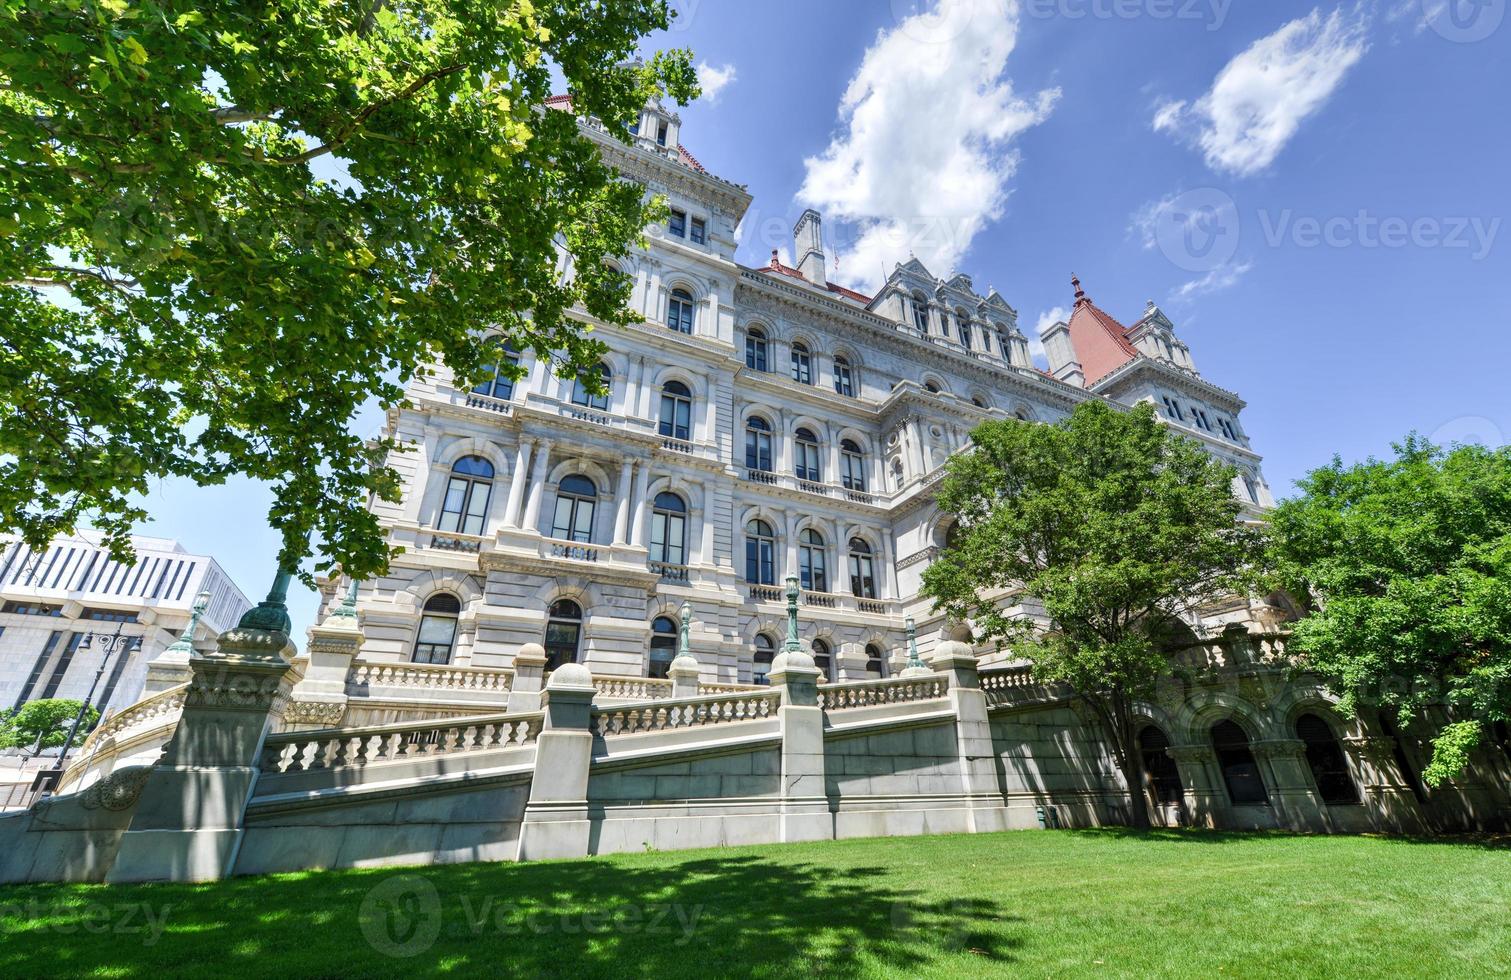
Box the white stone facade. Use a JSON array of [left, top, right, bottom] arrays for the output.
[[336, 100, 1274, 687]]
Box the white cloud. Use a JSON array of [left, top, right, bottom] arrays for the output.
[[696, 62, 737, 103], [1030, 306, 1068, 367], [799, 0, 1058, 289], [1173, 259, 1254, 301], [1153, 7, 1370, 177]]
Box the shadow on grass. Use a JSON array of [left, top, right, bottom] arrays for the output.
[[0, 852, 1022, 979]]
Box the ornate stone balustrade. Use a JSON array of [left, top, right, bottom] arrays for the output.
[[429, 531, 484, 554], [547, 540, 599, 563], [592, 675, 675, 701], [590, 689, 781, 737], [650, 561, 689, 583], [979, 665, 1036, 707], [59, 684, 189, 791], [817, 674, 949, 711], [748, 584, 783, 603], [661, 437, 694, 455], [260, 711, 545, 774], [697, 680, 765, 696], [346, 661, 514, 696]]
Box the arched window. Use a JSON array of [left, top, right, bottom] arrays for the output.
[[1212, 720, 1268, 806], [944, 521, 961, 551], [790, 341, 813, 385], [848, 538, 877, 599], [840, 439, 867, 492], [438, 456, 494, 535], [1242, 474, 1261, 504], [745, 519, 775, 585], [794, 427, 822, 482], [551, 474, 597, 543], [956, 310, 972, 349], [571, 363, 611, 411], [544, 599, 583, 671], [924, 380, 941, 394], [1296, 713, 1359, 805], [745, 326, 769, 372], [659, 381, 692, 441], [1377, 712, 1429, 804], [971, 396, 988, 409], [996, 325, 1012, 364], [412, 593, 460, 664], [472, 342, 520, 400], [911, 294, 930, 333], [648, 615, 678, 679], [1138, 725, 1184, 806], [1014, 408, 1032, 422], [668, 288, 695, 334], [833, 356, 855, 397], [865, 643, 885, 678], [799, 528, 827, 592], [650, 492, 687, 568], [753, 633, 776, 686], [744, 416, 773, 472], [890, 458, 904, 488], [812, 638, 833, 683]]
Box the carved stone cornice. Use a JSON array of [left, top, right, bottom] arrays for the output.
[[480, 549, 659, 590]]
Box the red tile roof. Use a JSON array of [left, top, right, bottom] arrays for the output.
[[677, 145, 707, 174], [1064, 276, 1141, 385], [758, 250, 874, 304]]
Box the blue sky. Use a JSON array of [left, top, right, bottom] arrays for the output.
[[127, 0, 1509, 637]]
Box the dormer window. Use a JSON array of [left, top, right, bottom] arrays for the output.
[[656, 121, 668, 146], [668, 209, 686, 238], [1160, 396, 1186, 422], [1218, 418, 1238, 440], [911, 293, 929, 333]]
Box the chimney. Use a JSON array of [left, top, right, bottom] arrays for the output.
[[793, 209, 827, 285]]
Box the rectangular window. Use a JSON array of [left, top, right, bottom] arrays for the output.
[[1160, 397, 1185, 423], [689, 218, 706, 245], [655, 121, 668, 146], [82, 608, 138, 623], [668, 209, 686, 238], [39, 631, 84, 700], [1, 600, 62, 617]]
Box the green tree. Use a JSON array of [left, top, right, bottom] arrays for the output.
[[1269, 436, 1511, 785], [922, 401, 1265, 828], [0, 0, 698, 581], [0, 698, 100, 755]]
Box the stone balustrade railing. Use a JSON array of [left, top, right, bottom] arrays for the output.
[[346, 661, 514, 696], [697, 680, 765, 696], [817, 674, 950, 711], [590, 689, 781, 737], [59, 684, 190, 791], [979, 665, 1036, 707], [260, 711, 545, 774], [592, 675, 675, 701]]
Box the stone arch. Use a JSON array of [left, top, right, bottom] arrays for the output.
[[544, 458, 613, 496], [920, 373, 950, 395], [397, 568, 484, 613], [1176, 692, 1272, 746]]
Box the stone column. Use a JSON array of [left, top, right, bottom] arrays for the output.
[[1166, 744, 1222, 828], [906, 417, 927, 479], [931, 640, 1007, 832], [106, 570, 299, 883], [880, 529, 899, 600], [612, 459, 635, 545], [284, 580, 362, 731], [768, 577, 829, 843], [506, 642, 548, 714], [1344, 734, 1429, 834], [628, 460, 651, 548], [835, 642, 869, 681], [1252, 738, 1328, 832], [519, 439, 553, 534], [516, 663, 597, 861], [502, 438, 534, 530]]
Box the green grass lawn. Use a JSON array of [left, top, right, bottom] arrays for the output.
[[1, 829, 1508, 978]]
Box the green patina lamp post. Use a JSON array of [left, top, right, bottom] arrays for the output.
[[330, 576, 359, 620], [900, 616, 930, 677], [678, 600, 692, 657], [237, 566, 294, 635], [784, 575, 801, 653], [164, 589, 212, 658]]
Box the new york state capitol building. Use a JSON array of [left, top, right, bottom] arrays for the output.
[[300, 98, 1508, 836]]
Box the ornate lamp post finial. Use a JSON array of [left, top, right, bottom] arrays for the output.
[[237, 565, 294, 634], [167, 590, 213, 656], [678, 600, 692, 657], [785, 575, 801, 653], [906, 616, 924, 670], [330, 576, 359, 620]]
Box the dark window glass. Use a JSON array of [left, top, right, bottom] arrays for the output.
[[668, 209, 686, 237], [545, 600, 583, 671], [745, 520, 775, 585], [659, 381, 692, 440], [840, 440, 867, 491], [690, 218, 706, 245], [1297, 714, 1359, 805], [865, 644, 885, 677], [438, 456, 494, 536], [412, 594, 460, 664], [1, 600, 62, 617], [552, 475, 598, 543], [1140, 725, 1184, 805], [82, 608, 138, 623], [812, 639, 832, 683], [753, 634, 776, 685], [744, 417, 773, 472], [745, 329, 769, 371], [472, 343, 520, 400], [648, 616, 677, 679], [668, 289, 695, 334], [790, 343, 812, 385], [571, 363, 611, 411], [799, 528, 827, 592], [848, 538, 876, 599], [1212, 720, 1268, 805], [650, 493, 687, 567], [794, 428, 822, 482], [912, 296, 929, 333], [833, 357, 854, 397]]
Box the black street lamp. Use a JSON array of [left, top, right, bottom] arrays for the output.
[[55, 620, 133, 764]]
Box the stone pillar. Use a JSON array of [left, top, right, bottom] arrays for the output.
[[629, 460, 651, 548], [879, 530, 899, 601], [143, 589, 210, 694], [1252, 738, 1328, 832], [106, 570, 298, 883], [668, 602, 700, 699], [284, 580, 362, 731], [769, 577, 829, 843], [519, 439, 553, 534], [1345, 734, 1429, 834], [502, 438, 534, 530], [506, 642, 548, 713], [612, 459, 635, 545], [933, 640, 1007, 833], [1166, 744, 1223, 828], [835, 642, 869, 681], [516, 663, 597, 861]]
